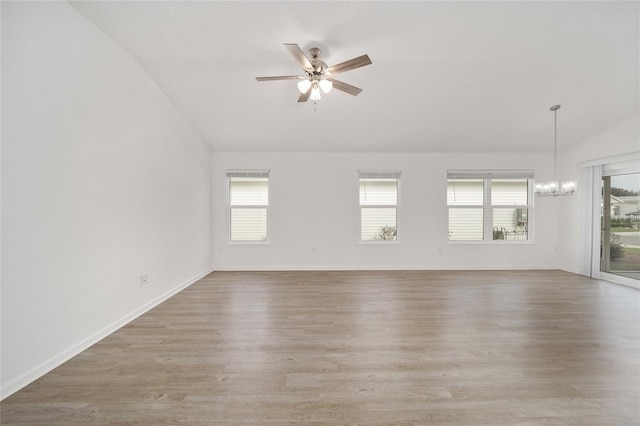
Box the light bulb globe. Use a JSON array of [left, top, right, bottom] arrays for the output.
[[310, 86, 321, 101], [297, 79, 312, 94], [319, 79, 333, 93]]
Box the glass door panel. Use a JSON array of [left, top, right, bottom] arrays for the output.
[[600, 172, 640, 280]]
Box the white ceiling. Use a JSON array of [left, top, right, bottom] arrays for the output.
[[70, 1, 639, 153]]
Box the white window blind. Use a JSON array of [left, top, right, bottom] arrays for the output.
[[359, 171, 400, 241], [360, 179, 398, 205], [447, 179, 484, 240], [448, 208, 484, 241], [227, 170, 269, 242], [447, 179, 483, 205], [491, 179, 528, 205], [447, 171, 533, 242], [229, 177, 268, 206]]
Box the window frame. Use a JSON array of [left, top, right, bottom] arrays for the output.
[[358, 170, 401, 244], [226, 169, 270, 244], [447, 170, 535, 245]]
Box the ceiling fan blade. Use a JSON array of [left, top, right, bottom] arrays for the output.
[[284, 43, 313, 71], [326, 54, 372, 75], [326, 78, 363, 96], [297, 90, 311, 103], [256, 75, 304, 81]]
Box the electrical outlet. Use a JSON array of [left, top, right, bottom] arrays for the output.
[[140, 274, 149, 286]]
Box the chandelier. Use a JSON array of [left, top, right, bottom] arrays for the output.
[[535, 105, 576, 196]]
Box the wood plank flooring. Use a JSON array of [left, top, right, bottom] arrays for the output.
[[2, 270, 639, 425]]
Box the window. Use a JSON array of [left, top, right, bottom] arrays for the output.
[[581, 153, 640, 288], [447, 171, 533, 242], [359, 171, 400, 241], [227, 170, 269, 242], [600, 169, 639, 282]]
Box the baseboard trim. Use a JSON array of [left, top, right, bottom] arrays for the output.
[[0, 267, 214, 401], [211, 265, 560, 271]]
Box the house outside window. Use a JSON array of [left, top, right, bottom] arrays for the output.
[[447, 170, 533, 243], [359, 171, 400, 241], [226, 170, 269, 242]]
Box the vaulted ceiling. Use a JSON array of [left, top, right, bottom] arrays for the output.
[[70, 1, 638, 153]]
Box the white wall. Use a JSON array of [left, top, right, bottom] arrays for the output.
[[558, 114, 640, 273], [212, 152, 561, 270], [1, 2, 212, 397]]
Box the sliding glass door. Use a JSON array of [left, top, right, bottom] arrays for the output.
[[601, 172, 640, 281]]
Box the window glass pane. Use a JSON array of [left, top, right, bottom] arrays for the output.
[[492, 179, 528, 205], [229, 177, 268, 206], [230, 208, 267, 241], [361, 208, 397, 240], [360, 178, 397, 206], [601, 172, 640, 280], [493, 208, 528, 240], [448, 208, 483, 240], [447, 179, 483, 205]]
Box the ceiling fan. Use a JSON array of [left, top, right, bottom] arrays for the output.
[[256, 43, 372, 102]]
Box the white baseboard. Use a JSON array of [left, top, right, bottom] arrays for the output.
[[212, 265, 558, 271], [0, 267, 214, 401]]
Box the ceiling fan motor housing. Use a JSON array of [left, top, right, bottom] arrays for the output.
[[309, 48, 327, 77]]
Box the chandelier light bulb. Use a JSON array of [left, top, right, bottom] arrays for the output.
[[297, 79, 312, 94]]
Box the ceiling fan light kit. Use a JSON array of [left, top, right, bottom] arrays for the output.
[[297, 79, 312, 94], [310, 84, 322, 101], [318, 79, 333, 94], [256, 43, 372, 103], [535, 105, 577, 197]]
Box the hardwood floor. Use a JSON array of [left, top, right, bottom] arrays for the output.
[[2, 270, 639, 425]]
